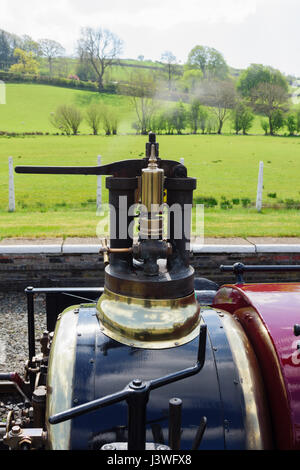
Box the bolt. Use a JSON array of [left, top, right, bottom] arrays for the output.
[[12, 426, 21, 435], [73, 398, 79, 404], [133, 379, 142, 387]]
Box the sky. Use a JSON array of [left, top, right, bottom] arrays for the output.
[[1, 0, 299, 76]]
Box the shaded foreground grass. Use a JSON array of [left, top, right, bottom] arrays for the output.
[[1, 208, 300, 239]]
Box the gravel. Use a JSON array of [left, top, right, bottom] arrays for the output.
[[0, 292, 47, 424]]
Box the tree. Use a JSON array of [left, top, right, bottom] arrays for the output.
[[181, 69, 203, 94], [21, 35, 41, 57], [296, 109, 300, 134], [188, 98, 201, 134], [0, 31, 12, 69], [206, 112, 218, 134], [50, 105, 83, 135], [122, 71, 157, 135], [237, 64, 289, 98], [286, 113, 296, 136], [39, 39, 65, 76], [77, 27, 123, 92], [187, 45, 228, 80], [102, 106, 119, 135], [270, 109, 285, 134], [161, 51, 178, 90], [200, 80, 237, 134], [0, 29, 20, 69], [231, 101, 254, 135], [86, 104, 102, 135], [9, 48, 39, 74], [261, 119, 269, 135], [199, 107, 209, 134], [250, 83, 289, 135], [150, 112, 167, 135], [172, 101, 187, 134]]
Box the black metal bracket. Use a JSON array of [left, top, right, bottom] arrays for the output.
[[49, 324, 207, 450], [220, 262, 300, 284], [25, 287, 104, 363]]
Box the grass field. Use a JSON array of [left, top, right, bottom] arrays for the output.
[[0, 83, 299, 239], [0, 133, 300, 238]]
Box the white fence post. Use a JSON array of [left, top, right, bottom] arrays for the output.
[[0, 80, 6, 105], [8, 157, 15, 212], [256, 161, 264, 212], [97, 155, 102, 210]]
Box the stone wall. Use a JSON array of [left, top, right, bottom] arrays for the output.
[[1, 243, 300, 291]]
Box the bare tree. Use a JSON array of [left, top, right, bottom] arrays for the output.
[[77, 27, 123, 91], [39, 39, 65, 76], [199, 80, 237, 134], [120, 71, 157, 135], [86, 104, 102, 135], [50, 105, 83, 135], [161, 51, 178, 90], [102, 106, 119, 135]]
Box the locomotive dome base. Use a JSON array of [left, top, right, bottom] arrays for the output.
[[1, 133, 300, 451]]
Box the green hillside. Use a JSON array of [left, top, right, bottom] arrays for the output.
[[0, 84, 136, 134], [0, 83, 268, 136]]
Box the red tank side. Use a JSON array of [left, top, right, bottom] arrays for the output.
[[213, 283, 300, 450]]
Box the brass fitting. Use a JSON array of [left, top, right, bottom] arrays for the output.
[[141, 145, 165, 240]]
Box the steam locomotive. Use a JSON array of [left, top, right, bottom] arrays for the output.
[[1, 133, 300, 451]]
